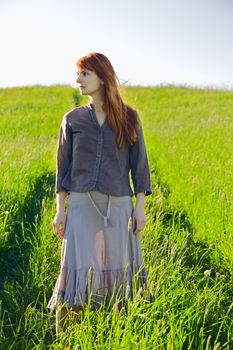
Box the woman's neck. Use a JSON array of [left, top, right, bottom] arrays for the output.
[[89, 97, 104, 113]]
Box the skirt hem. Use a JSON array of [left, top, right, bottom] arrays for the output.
[[47, 263, 147, 311]]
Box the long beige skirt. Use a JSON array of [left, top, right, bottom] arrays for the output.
[[47, 190, 147, 311]]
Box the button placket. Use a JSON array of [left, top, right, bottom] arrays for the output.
[[90, 130, 103, 186], [86, 104, 107, 188], [97, 132, 102, 157]]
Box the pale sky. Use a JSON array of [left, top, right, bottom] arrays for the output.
[[0, 0, 233, 89]]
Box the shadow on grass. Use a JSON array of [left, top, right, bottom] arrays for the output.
[[149, 171, 231, 276], [147, 173, 233, 348], [0, 172, 55, 344], [0, 172, 54, 286]]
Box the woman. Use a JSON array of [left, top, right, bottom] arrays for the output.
[[47, 52, 152, 335]]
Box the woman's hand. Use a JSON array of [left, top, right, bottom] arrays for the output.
[[53, 211, 67, 238], [132, 204, 147, 235], [131, 192, 146, 235]]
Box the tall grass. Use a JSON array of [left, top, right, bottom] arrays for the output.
[[0, 85, 232, 349], [122, 86, 233, 268]]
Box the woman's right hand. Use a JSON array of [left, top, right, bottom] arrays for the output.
[[53, 211, 67, 238]]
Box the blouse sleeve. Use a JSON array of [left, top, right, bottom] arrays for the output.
[[129, 111, 152, 197], [55, 113, 72, 193]]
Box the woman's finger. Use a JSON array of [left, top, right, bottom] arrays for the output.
[[132, 218, 146, 235], [53, 220, 64, 237], [132, 217, 137, 234]]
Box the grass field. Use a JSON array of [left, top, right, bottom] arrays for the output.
[[0, 85, 232, 349]]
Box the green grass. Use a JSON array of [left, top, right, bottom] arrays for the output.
[[123, 86, 233, 267], [0, 85, 232, 349]]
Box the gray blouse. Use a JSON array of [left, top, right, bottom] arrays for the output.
[[55, 102, 152, 197]]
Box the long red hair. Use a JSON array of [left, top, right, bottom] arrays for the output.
[[76, 52, 140, 149]]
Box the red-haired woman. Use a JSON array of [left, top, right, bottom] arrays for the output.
[[47, 52, 152, 335]]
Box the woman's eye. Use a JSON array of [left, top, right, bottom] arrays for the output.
[[77, 71, 87, 77]]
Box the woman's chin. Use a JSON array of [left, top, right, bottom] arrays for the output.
[[79, 90, 87, 95]]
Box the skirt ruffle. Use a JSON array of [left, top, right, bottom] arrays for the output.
[[47, 264, 147, 311]]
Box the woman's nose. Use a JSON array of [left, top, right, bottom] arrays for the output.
[[76, 75, 82, 84]]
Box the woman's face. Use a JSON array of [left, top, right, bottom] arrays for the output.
[[76, 68, 103, 96]]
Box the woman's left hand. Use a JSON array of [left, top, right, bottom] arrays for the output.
[[132, 204, 147, 235]]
